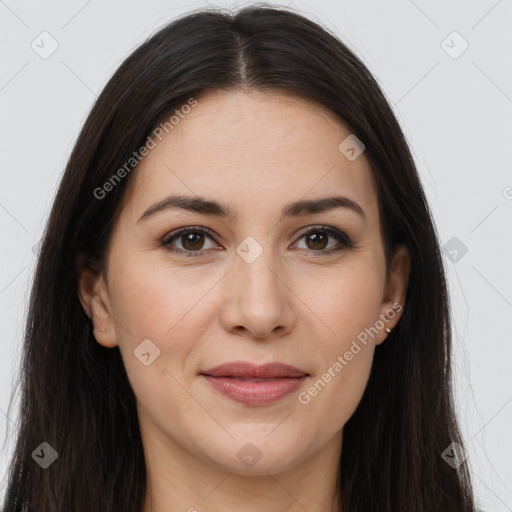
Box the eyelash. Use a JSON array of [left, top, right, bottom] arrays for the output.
[[161, 225, 356, 258]]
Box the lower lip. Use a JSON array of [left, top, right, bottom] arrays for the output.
[[202, 375, 307, 405]]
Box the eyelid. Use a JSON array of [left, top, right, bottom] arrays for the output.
[[161, 226, 220, 254], [161, 224, 355, 256], [292, 224, 355, 249]]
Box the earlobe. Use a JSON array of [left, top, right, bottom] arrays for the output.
[[77, 266, 118, 348]]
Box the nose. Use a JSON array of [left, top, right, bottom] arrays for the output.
[[219, 243, 297, 340]]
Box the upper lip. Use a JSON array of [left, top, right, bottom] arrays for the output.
[[201, 361, 308, 379]]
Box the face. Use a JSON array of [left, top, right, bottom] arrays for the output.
[[79, 89, 409, 476]]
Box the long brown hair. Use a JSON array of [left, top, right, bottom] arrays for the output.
[[2, 5, 475, 511]]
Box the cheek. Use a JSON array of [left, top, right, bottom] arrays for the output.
[[299, 261, 385, 346], [107, 251, 225, 396], [110, 266, 206, 430], [108, 248, 219, 339], [293, 264, 383, 425], [296, 323, 376, 439]]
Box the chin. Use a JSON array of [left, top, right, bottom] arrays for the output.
[[198, 435, 306, 476]]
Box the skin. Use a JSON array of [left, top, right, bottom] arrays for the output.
[[79, 89, 410, 512]]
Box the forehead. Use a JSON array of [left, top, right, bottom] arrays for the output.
[[120, 89, 379, 226]]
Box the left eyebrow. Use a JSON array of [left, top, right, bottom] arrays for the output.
[[280, 196, 366, 223], [137, 194, 366, 223]]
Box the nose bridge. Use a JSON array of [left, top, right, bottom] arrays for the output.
[[220, 234, 295, 337], [235, 234, 283, 305]]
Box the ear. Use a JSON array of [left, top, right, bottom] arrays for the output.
[[77, 265, 118, 348], [376, 244, 410, 345]]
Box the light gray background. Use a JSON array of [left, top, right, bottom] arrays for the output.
[[1, 1, 511, 510]]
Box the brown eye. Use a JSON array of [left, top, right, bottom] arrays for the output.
[[180, 231, 206, 251], [162, 227, 218, 256], [304, 231, 329, 250], [162, 225, 355, 258], [294, 226, 355, 254]]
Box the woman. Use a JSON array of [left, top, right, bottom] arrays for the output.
[[2, 5, 476, 511]]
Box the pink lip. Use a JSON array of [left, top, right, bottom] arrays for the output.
[[200, 361, 309, 406]]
